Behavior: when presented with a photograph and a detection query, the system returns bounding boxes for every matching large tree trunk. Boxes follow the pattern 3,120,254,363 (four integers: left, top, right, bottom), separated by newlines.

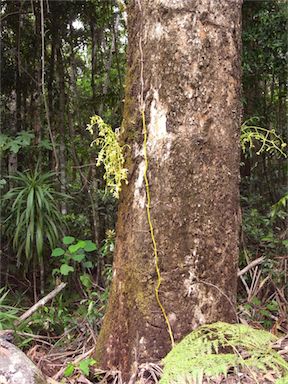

96,0,242,378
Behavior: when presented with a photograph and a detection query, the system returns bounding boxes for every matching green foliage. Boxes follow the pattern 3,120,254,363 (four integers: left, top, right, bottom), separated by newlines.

64,358,96,378
243,1,287,79
51,237,97,277
0,288,19,329
241,119,287,158
21,298,74,337
100,229,115,259
61,213,91,239
87,115,128,198
160,322,288,384
0,131,52,154
241,0,287,234
0,131,35,154
2,169,64,271
242,207,274,248
78,358,96,376
276,376,288,384
271,192,288,221
64,363,75,377
0,179,7,189
241,193,287,255
241,298,280,329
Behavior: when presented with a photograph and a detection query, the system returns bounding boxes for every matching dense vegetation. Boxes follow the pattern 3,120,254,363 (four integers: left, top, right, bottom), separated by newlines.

0,0,287,382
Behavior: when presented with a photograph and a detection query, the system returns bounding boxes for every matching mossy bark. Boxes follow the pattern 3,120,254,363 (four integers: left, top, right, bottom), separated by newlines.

95,0,242,379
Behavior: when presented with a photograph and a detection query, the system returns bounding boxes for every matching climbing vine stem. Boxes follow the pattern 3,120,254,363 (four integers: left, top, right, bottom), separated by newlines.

137,1,174,347
141,109,175,348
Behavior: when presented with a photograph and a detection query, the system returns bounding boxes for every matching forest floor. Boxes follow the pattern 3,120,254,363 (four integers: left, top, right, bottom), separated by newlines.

27,326,288,384
18,255,288,384
26,282,287,383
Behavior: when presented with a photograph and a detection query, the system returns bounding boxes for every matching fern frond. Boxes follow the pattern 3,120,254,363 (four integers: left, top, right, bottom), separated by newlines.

160,322,288,384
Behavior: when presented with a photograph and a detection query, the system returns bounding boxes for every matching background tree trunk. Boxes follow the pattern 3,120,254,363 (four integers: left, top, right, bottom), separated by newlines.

56,44,67,215
97,0,242,377
8,91,18,178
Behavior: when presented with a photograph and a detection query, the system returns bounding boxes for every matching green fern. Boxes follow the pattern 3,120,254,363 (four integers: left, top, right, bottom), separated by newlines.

160,322,288,384
240,119,287,158
276,375,288,384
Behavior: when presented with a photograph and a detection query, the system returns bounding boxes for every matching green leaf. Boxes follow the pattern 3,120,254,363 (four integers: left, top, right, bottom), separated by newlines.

64,363,75,377
282,239,288,247
60,264,74,276
84,240,97,252
0,134,9,149
266,301,278,312
87,301,94,316
83,261,93,269
78,358,96,376
38,139,53,150
8,142,20,153
259,309,271,318
68,240,86,254
71,253,85,262
80,273,93,289
51,248,65,257
261,236,274,242
68,244,78,254
16,131,34,146
251,297,261,306
63,236,75,245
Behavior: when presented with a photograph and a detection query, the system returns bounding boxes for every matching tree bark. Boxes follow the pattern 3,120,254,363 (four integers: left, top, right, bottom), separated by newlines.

96,0,242,378
33,2,42,148
8,1,21,178
98,13,120,116
56,43,67,214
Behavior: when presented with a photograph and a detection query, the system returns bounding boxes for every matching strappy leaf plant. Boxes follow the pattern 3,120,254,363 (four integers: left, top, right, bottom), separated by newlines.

2,169,65,295
0,288,19,329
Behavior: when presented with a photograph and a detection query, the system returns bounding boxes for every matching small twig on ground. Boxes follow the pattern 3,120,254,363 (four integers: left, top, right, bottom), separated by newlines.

85,320,97,345
46,378,62,384
15,282,67,325
238,256,265,277
17,331,62,340
53,346,95,380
